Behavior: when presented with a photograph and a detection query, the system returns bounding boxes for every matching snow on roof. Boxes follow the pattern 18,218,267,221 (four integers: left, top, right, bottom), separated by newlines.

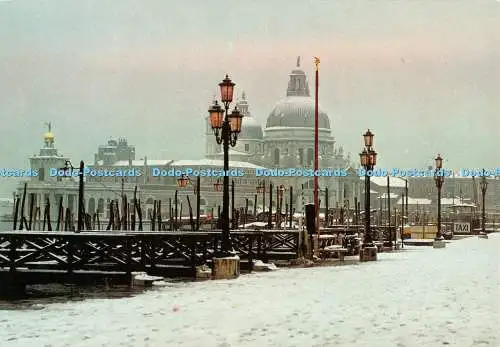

98,160,174,167
445,202,477,208
441,198,476,206
170,159,266,169
378,193,400,199
360,176,407,188
99,158,265,169
396,197,432,205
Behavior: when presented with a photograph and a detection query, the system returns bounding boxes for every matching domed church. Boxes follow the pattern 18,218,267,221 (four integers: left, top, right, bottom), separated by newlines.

205,57,361,207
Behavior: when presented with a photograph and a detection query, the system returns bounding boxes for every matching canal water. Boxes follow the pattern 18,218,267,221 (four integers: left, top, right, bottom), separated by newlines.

1,235,499,347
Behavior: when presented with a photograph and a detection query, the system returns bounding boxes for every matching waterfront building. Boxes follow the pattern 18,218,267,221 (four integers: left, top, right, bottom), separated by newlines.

16,58,364,222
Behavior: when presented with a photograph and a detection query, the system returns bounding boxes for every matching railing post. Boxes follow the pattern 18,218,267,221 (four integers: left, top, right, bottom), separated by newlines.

248,235,253,273
149,237,155,269
126,237,132,276
190,238,196,272
67,237,74,276
9,235,17,273
140,237,146,269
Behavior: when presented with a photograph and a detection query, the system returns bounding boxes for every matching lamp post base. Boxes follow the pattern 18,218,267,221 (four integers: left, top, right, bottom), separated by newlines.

433,238,446,249
212,256,240,280
359,246,377,262
478,233,488,239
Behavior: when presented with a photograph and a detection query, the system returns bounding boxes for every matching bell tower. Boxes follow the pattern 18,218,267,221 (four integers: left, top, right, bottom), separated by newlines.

29,122,68,181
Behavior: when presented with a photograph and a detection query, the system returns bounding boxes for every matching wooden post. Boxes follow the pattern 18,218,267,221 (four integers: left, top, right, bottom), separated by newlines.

253,194,257,216
244,198,249,227
158,200,163,231
174,190,178,231
28,193,35,230
45,196,52,231
106,201,114,231
151,200,156,231
114,199,121,230
13,194,20,230
179,202,183,229
325,187,329,227
136,198,143,231
77,161,85,232
169,198,173,231
187,196,194,231
289,186,293,229
196,176,201,231
132,186,137,231
387,176,391,246
122,194,128,230
231,180,235,228
19,183,27,230
56,196,63,231
268,182,273,229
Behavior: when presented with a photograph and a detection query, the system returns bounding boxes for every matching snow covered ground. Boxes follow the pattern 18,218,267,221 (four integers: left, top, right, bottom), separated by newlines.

1,234,499,347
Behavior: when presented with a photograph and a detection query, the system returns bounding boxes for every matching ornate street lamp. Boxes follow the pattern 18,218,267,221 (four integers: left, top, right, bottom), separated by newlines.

480,172,488,236
177,174,190,188
208,75,243,255
359,129,377,260
433,153,445,247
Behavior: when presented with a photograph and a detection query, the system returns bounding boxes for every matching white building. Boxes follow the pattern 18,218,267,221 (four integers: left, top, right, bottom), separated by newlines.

17,58,362,222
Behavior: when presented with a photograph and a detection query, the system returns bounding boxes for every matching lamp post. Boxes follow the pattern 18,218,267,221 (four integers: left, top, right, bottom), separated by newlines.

359,130,377,247
433,154,446,248
208,75,243,255
480,173,488,238
359,129,378,261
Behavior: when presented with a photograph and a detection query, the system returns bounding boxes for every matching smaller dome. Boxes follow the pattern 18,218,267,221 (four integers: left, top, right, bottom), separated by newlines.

236,91,263,139
44,132,54,140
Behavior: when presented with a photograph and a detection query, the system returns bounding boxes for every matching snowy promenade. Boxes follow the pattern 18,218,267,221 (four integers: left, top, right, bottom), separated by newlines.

1,234,499,347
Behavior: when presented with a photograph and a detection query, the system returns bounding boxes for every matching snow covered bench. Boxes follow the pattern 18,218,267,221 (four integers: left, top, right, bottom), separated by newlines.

319,245,348,261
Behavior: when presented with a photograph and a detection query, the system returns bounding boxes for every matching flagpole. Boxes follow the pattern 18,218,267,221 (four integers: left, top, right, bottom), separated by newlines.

313,57,320,251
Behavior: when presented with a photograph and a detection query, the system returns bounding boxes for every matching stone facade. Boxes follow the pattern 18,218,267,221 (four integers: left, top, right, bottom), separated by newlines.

17,58,366,222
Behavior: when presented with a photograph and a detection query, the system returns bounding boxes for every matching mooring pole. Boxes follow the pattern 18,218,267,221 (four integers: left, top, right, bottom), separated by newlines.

77,161,84,232
196,176,201,230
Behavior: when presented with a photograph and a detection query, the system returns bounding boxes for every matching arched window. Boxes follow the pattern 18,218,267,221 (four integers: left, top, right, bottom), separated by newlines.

88,198,96,214
274,148,280,165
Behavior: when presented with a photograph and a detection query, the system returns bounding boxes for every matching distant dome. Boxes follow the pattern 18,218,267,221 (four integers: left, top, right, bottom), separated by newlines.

236,91,263,139
266,96,330,129
265,57,331,129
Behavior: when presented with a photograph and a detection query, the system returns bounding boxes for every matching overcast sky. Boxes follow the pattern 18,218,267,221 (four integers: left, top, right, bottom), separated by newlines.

0,0,499,195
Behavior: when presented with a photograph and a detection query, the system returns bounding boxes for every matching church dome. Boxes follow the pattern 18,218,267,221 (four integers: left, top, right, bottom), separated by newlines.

236,92,263,139
266,96,330,129
265,57,331,130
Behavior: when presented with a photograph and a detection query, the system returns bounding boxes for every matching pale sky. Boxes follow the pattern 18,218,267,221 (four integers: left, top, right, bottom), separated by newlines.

0,0,499,195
